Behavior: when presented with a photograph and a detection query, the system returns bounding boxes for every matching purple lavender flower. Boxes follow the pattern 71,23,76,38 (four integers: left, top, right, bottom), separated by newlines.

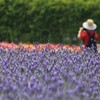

0,46,100,100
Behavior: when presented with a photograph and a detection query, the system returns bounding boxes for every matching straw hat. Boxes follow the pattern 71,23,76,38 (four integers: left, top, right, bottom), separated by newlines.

82,19,97,30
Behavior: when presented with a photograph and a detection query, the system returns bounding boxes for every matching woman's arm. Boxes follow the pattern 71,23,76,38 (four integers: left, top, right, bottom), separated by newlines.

77,27,83,39
95,32,100,41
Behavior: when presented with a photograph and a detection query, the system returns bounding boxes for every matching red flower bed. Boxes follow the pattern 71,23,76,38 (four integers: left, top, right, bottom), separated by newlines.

0,42,81,51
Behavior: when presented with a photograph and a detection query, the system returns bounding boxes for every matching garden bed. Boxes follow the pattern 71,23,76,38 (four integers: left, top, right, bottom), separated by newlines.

0,42,81,51
0,42,100,100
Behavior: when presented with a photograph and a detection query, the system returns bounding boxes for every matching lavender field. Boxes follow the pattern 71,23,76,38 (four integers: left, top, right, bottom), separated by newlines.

0,46,100,100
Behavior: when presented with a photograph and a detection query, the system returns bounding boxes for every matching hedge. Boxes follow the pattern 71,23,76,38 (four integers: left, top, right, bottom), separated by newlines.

0,0,100,44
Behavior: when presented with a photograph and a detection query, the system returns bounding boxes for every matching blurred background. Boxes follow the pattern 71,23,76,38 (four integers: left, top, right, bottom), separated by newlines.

0,0,100,45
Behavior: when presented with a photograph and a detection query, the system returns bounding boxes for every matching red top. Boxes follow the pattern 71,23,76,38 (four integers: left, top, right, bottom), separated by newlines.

80,30,99,47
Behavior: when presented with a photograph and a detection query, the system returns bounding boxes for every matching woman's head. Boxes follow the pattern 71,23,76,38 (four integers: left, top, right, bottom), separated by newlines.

82,19,97,30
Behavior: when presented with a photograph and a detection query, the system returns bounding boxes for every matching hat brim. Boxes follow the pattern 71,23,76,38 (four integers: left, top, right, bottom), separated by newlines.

83,22,97,30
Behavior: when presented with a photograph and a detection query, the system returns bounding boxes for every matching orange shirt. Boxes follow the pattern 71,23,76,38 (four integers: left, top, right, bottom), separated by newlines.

80,30,99,47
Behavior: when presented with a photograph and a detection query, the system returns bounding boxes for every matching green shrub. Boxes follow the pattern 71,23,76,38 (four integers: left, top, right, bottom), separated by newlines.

0,0,100,44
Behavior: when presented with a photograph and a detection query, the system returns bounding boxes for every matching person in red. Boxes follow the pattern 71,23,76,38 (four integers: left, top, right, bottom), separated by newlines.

77,19,99,51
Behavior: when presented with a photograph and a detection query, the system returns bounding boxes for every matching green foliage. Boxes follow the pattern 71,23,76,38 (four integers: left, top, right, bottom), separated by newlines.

0,0,100,44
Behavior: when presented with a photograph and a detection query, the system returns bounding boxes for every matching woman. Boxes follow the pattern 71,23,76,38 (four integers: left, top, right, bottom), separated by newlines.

77,19,99,51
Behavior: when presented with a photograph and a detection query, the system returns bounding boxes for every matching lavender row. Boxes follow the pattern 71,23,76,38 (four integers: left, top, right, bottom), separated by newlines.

0,47,100,100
